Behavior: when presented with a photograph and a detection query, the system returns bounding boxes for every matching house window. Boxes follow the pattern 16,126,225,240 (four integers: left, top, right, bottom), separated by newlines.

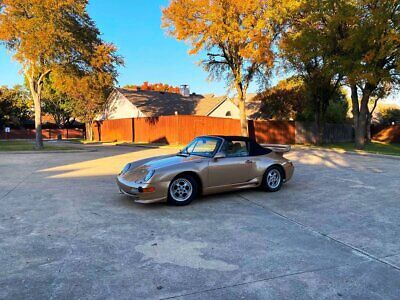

225,111,232,117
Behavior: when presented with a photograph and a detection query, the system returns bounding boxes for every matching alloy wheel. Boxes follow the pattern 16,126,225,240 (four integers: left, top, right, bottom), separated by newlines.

267,169,281,189
169,178,193,202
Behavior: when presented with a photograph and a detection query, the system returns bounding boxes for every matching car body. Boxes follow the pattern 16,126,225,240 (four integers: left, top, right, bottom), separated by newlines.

117,135,294,205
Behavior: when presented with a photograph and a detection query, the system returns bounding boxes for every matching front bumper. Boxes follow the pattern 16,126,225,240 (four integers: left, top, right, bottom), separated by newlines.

116,176,168,204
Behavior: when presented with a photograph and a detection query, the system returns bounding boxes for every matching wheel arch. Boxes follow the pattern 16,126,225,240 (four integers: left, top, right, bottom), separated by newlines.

267,164,286,180
172,171,203,195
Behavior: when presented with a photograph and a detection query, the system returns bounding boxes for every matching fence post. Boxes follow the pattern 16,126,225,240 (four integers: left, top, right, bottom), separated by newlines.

97,121,101,142
132,118,135,143
176,115,181,144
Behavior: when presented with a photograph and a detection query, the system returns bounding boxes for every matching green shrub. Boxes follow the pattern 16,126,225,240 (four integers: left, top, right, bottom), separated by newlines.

379,108,400,125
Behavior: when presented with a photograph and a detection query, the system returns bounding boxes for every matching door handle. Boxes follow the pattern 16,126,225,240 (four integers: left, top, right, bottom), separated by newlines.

245,160,253,164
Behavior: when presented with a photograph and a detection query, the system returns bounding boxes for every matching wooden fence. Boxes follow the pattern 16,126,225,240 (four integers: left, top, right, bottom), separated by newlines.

0,128,84,140
295,122,354,144
249,120,296,144
92,115,296,145
93,118,134,142
134,116,243,144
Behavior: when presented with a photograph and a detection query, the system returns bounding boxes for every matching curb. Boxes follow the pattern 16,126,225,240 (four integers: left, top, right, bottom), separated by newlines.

116,143,182,150
116,144,159,149
0,149,97,154
293,146,400,160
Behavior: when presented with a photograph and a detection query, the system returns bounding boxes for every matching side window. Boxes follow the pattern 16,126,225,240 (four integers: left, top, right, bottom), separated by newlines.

224,141,249,157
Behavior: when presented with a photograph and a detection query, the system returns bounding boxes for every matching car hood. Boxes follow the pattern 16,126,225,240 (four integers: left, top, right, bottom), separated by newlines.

121,154,205,182
143,154,205,169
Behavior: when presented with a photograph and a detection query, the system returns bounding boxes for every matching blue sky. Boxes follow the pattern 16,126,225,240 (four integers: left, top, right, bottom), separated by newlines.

0,0,398,103
0,0,241,96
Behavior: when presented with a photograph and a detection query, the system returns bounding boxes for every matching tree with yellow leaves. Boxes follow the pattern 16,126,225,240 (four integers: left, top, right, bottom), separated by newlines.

52,43,122,141
0,0,122,148
342,0,400,149
163,0,294,136
279,0,354,144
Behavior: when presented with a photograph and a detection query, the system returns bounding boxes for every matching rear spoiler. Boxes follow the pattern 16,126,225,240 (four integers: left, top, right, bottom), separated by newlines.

261,144,291,157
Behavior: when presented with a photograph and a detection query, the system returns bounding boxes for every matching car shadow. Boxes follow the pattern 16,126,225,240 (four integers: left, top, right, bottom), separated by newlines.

114,190,245,210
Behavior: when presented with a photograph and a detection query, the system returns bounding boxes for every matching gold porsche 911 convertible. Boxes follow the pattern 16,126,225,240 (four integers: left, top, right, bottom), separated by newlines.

117,135,294,206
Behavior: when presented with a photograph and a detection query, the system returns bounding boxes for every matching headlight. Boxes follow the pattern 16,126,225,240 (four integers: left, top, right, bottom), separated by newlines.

120,163,131,175
143,170,155,182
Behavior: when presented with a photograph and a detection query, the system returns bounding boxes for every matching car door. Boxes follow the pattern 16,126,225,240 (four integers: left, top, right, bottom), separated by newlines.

207,140,253,187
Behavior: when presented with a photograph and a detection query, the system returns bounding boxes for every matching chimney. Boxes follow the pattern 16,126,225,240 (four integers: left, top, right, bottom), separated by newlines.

180,84,190,97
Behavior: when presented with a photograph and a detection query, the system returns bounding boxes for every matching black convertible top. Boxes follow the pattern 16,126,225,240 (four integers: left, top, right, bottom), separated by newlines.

207,135,272,156
212,135,250,141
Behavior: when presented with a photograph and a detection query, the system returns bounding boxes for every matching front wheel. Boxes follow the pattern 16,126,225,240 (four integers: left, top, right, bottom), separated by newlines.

167,175,198,206
262,166,284,192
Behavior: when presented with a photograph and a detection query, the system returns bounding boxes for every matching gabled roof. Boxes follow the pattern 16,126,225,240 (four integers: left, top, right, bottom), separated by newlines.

115,88,227,117
231,93,265,120
194,94,227,116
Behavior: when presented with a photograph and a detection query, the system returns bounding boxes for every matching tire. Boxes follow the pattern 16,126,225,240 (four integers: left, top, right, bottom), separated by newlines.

167,174,198,206
262,166,284,192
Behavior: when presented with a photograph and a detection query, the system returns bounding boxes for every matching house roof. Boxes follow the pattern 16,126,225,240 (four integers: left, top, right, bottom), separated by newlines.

231,93,265,120
194,94,228,115
115,88,227,117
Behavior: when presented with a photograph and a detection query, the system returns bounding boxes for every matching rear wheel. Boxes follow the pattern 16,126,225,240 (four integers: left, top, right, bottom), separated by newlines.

262,166,283,192
168,175,198,206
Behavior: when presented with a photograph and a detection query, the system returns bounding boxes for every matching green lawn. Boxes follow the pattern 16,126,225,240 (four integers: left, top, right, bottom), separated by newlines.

116,142,183,148
70,140,183,149
0,140,77,152
321,141,400,157
67,139,101,144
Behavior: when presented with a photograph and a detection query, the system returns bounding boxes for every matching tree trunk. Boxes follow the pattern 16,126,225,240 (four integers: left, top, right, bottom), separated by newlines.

235,84,248,137
352,84,371,150
366,98,379,144
351,84,361,149
87,121,94,141
26,70,50,150
33,94,44,149
238,98,248,137
54,113,62,129
27,81,44,150
355,111,367,149
366,114,372,144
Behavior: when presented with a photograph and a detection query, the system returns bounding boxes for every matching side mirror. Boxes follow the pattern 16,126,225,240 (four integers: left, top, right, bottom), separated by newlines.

214,152,226,160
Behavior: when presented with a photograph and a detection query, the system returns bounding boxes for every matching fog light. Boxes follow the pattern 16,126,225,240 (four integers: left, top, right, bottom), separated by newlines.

142,187,156,193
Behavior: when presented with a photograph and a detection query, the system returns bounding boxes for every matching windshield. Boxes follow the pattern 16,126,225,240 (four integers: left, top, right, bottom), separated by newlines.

181,137,222,158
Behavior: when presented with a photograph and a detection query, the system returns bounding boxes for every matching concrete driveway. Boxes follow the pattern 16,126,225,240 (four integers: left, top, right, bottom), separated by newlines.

0,145,399,299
